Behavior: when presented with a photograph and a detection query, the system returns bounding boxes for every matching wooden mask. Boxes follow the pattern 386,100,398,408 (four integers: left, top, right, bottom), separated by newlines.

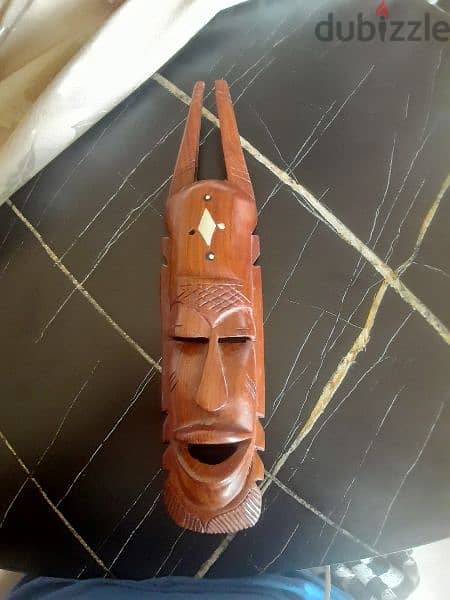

161,81,265,533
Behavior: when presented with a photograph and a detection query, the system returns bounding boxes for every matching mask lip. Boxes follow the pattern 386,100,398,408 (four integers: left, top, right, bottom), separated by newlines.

174,424,252,444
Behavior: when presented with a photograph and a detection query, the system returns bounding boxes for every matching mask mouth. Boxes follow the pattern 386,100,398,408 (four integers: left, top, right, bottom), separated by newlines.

187,442,240,465
177,440,252,482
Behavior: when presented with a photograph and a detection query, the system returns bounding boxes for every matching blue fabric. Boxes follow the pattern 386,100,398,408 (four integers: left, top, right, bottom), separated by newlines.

8,574,352,600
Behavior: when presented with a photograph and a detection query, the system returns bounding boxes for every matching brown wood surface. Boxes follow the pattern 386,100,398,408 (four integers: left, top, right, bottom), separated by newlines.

161,80,265,533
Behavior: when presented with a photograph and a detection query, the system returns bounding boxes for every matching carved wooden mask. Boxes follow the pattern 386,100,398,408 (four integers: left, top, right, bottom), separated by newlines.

161,81,265,533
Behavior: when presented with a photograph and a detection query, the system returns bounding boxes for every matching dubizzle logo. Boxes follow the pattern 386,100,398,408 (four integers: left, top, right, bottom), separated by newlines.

315,1,450,42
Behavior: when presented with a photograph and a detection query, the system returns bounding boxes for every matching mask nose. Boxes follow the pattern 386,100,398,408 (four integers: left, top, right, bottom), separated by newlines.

195,338,228,412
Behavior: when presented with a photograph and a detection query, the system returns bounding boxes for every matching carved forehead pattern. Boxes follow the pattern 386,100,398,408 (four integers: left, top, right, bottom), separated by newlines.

175,283,250,316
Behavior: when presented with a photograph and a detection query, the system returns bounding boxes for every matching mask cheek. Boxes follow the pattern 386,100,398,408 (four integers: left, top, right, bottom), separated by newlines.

220,341,254,392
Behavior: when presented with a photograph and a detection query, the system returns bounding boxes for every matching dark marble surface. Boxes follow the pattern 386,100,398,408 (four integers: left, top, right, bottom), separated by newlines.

1,0,449,579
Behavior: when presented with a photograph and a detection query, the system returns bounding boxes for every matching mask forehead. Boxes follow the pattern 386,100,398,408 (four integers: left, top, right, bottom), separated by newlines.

177,281,250,310
176,280,252,318
171,280,254,330
166,180,257,284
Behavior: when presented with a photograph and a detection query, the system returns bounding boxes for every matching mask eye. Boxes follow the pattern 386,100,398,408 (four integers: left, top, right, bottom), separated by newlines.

172,336,208,344
218,336,251,344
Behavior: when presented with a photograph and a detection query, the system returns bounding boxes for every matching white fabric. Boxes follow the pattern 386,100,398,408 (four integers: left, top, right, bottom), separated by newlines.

0,0,245,205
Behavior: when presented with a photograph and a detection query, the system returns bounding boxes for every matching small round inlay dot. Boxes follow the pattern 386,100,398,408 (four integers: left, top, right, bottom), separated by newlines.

204,194,212,201
206,252,215,261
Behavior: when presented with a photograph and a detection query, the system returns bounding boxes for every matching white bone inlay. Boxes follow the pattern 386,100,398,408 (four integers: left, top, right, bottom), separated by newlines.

198,208,217,246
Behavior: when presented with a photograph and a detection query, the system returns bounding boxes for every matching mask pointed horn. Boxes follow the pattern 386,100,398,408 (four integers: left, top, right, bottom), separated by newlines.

215,79,255,200
168,81,205,198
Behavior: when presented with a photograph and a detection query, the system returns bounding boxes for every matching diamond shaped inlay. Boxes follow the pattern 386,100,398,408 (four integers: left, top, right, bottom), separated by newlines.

197,208,217,246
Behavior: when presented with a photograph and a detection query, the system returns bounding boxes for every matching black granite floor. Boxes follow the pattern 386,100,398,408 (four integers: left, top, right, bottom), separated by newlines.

0,0,449,580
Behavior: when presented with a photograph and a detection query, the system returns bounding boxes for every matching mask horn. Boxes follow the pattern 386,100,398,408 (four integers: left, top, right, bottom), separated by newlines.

215,79,254,200
168,81,205,198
